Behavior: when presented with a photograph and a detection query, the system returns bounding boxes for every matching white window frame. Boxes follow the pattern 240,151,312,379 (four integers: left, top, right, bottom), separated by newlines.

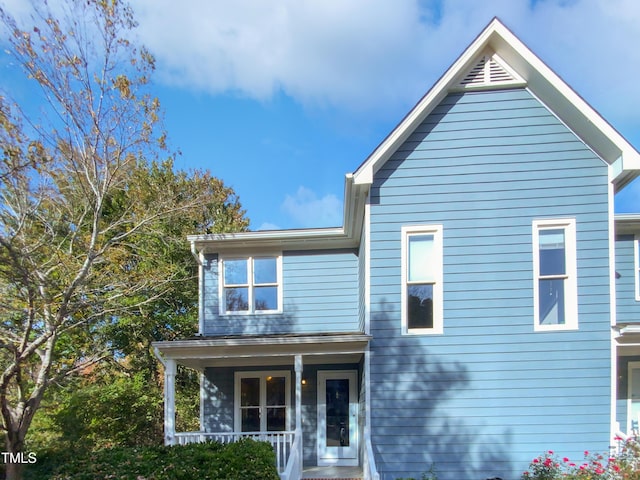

532,218,578,331
218,255,283,315
634,235,640,301
234,370,291,432
401,225,444,335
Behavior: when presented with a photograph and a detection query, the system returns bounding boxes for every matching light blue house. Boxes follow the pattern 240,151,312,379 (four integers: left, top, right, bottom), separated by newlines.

153,19,640,480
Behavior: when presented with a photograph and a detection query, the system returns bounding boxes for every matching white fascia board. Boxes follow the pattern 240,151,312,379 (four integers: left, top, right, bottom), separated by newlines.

352,18,640,188
486,22,640,184
352,20,498,186
615,214,640,235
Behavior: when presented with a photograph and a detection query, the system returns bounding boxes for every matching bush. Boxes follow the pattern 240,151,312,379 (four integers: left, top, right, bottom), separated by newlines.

24,439,280,480
522,438,640,479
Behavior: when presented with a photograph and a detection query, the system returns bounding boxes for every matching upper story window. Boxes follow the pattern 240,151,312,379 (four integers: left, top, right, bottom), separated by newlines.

532,219,578,331
401,225,444,335
219,255,282,314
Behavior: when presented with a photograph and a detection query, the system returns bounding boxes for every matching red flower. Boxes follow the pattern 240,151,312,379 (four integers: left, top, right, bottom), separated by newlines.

544,458,553,467
532,458,539,464
563,457,570,462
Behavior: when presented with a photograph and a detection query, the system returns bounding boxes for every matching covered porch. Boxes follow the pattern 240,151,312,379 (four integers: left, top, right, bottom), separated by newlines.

153,333,379,480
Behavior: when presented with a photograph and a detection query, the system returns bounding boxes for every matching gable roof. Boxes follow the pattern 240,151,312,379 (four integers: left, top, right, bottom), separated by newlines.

190,18,640,253
352,17,640,191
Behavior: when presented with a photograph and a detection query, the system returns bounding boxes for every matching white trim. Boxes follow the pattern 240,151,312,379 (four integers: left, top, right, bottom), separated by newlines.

401,224,444,335
628,361,640,433
218,254,283,315
634,235,640,302
233,370,292,433
317,370,359,467
352,18,640,188
609,171,618,440
364,195,371,335
532,218,578,331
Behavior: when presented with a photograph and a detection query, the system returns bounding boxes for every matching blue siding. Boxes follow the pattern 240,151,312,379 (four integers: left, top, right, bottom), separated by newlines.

202,249,359,335
368,89,612,480
616,234,640,323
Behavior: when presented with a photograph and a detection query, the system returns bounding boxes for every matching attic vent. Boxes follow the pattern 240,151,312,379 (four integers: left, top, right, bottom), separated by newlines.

455,53,525,90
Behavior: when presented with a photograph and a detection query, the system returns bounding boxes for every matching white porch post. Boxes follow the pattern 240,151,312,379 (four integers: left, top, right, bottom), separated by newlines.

164,358,176,445
294,355,303,477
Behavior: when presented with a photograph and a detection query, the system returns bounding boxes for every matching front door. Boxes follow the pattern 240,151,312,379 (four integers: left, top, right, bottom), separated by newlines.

317,370,358,466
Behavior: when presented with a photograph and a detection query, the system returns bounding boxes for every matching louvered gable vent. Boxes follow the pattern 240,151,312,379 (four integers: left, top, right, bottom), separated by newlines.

454,52,525,91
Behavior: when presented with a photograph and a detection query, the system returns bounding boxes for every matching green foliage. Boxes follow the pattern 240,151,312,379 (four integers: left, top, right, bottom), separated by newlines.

522,439,640,479
396,464,438,480
51,372,163,449
24,439,280,480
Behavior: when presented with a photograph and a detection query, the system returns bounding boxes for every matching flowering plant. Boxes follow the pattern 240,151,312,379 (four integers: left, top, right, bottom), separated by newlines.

522,438,640,480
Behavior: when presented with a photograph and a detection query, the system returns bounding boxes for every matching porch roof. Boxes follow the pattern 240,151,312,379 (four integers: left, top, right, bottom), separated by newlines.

152,332,371,370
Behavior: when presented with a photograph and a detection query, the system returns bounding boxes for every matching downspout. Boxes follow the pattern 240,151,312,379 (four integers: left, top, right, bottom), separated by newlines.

191,242,205,336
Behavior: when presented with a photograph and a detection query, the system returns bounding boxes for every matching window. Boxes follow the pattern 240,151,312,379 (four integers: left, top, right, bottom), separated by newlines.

401,225,443,334
234,371,291,432
532,219,577,331
220,256,281,314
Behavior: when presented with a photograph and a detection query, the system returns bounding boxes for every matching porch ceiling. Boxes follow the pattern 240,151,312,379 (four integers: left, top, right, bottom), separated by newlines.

152,332,371,370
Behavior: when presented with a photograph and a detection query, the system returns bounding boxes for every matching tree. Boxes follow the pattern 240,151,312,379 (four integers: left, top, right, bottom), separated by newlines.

0,2,248,478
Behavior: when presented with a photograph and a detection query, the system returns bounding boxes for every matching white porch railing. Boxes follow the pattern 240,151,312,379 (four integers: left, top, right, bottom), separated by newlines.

363,431,380,480
281,430,302,480
175,430,295,475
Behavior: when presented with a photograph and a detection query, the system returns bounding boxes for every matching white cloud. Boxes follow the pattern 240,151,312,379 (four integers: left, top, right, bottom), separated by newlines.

281,186,342,228
128,0,640,130
256,222,281,231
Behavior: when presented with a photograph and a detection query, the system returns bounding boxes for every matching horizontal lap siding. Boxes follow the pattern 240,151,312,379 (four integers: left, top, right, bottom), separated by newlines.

202,250,359,335
368,89,611,480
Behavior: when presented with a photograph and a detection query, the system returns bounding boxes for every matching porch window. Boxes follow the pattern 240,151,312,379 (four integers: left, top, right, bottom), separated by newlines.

401,225,444,335
532,219,577,331
220,256,281,314
235,371,291,432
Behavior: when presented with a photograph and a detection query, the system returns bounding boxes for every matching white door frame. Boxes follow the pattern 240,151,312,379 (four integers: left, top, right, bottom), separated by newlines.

317,370,359,466
628,361,640,433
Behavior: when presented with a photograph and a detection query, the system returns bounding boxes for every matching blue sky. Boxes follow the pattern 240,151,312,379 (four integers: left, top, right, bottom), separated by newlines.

3,0,640,230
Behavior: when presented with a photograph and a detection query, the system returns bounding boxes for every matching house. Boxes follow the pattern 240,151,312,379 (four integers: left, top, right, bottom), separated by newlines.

152,18,640,480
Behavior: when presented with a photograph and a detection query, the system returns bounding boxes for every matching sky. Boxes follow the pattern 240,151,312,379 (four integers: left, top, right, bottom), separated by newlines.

2,0,640,231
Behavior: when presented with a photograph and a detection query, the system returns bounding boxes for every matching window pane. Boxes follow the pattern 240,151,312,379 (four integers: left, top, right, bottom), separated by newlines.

224,259,248,285
225,287,248,311
254,286,278,311
407,284,433,329
539,229,565,276
241,408,260,432
408,235,435,283
326,379,349,447
266,407,286,431
266,376,286,406
254,258,277,284
539,278,565,325
241,377,260,406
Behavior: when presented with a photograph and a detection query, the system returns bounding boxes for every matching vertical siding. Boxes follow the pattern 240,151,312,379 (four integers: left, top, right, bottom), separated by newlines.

202,249,359,335
368,89,612,480
616,234,640,323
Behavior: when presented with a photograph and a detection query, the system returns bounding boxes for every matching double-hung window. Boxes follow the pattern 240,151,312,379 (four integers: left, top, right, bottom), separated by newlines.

220,256,281,314
532,219,577,331
401,225,444,335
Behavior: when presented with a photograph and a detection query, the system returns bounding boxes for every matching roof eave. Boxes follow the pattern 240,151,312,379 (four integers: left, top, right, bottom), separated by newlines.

352,17,640,188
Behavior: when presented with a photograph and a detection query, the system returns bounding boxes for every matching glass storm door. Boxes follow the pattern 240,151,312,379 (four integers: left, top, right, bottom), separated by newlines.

317,371,358,466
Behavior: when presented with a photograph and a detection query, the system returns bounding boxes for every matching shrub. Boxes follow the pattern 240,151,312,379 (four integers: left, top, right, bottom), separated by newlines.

24,439,280,480
522,438,640,480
